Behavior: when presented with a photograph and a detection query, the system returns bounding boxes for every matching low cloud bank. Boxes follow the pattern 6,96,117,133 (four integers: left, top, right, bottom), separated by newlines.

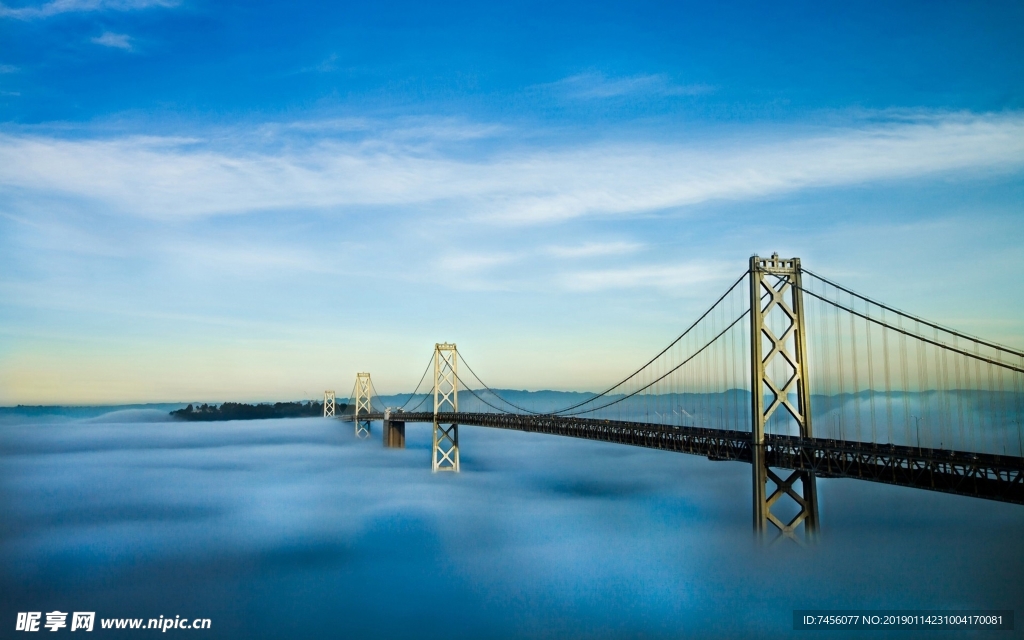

1,415,1021,638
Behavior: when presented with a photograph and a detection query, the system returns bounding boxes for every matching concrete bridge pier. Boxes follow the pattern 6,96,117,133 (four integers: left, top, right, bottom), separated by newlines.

383,409,405,448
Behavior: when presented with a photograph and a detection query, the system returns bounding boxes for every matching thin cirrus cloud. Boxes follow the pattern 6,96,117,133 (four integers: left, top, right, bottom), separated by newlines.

91,31,132,49
542,72,714,99
0,0,176,19
266,116,506,141
0,111,1022,224
559,262,728,292
544,242,644,259
438,253,519,272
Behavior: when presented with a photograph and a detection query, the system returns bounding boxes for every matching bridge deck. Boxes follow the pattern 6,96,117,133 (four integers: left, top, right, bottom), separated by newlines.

350,411,1024,505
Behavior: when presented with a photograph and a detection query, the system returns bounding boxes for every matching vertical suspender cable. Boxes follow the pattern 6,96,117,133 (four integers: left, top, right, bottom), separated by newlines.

915,319,929,448
985,360,996,454
898,314,911,447
975,357,987,453
849,289,863,442
881,308,894,445
834,283,847,441
1011,362,1019,456
822,292,836,440
865,302,877,445
952,337,965,451
937,327,950,449
969,343,981,454
996,358,1008,455
814,283,831,439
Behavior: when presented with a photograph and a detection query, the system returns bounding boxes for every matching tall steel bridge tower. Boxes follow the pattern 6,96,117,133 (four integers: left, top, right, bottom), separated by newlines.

749,254,818,540
323,390,335,417
353,372,373,439
432,343,460,472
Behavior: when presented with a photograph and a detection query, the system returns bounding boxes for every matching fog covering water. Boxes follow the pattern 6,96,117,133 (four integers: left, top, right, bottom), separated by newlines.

1,408,1022,639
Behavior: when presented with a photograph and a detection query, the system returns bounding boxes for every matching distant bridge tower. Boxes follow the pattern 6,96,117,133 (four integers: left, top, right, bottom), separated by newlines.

354,372,373,439
323,390,335,417
749,254,819,541
432,343,459,472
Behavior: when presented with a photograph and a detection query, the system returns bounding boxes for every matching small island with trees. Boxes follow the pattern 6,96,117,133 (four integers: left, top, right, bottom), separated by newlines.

170,400,348,421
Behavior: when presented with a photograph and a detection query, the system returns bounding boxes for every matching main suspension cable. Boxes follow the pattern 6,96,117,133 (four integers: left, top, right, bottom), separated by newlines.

549,270,751,415
456,353,547,415
367,379,390,412
561,309,750,417
795,282,1024,374
802,267,1024,359
394,354,436,411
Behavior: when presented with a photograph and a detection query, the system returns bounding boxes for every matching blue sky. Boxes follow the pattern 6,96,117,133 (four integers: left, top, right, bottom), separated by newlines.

1,0,1023,403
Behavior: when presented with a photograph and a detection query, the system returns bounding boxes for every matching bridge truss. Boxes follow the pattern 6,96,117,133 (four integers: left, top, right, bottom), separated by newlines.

360,411,1023,505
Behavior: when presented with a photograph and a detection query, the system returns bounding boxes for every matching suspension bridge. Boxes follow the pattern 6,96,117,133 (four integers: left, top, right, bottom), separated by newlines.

326,254,1024,542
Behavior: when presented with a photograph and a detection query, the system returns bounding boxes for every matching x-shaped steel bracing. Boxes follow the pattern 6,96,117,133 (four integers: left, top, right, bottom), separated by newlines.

433,423,459,469
323,390,335,418
760,281,805,425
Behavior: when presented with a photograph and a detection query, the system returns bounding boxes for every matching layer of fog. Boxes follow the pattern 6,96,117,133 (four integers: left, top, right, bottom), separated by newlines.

1,415,1021,638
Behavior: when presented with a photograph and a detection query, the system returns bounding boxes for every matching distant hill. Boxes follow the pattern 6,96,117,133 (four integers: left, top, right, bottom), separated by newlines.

0,403,189,423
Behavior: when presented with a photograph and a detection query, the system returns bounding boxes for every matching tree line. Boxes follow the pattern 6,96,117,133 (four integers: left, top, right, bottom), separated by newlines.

170,400,349,421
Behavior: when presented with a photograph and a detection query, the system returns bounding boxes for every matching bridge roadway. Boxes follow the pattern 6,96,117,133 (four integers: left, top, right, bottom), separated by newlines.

354,411,1024,505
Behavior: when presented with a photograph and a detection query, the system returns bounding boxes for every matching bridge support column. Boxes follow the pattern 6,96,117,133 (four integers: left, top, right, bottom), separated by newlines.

354,372,373,439
750,254,819,542
323,390,335,417
383,408,406,448
432,343,459,472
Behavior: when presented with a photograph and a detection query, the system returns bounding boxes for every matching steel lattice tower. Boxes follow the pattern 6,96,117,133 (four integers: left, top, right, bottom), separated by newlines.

749,254,819,542
432,343,459,472
323,390,335,417
354,373,373,439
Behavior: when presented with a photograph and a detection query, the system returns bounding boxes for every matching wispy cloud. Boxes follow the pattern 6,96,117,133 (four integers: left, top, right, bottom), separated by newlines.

0,0,175,19
314,53,337,73
91,31,132,50
544,242,643,259
558,262,726,292
0,64,18,73
411,252,520,291
255,116,507,147
543,72,713,99
0,111,1022,224
160,242,341,277
436,252,519,273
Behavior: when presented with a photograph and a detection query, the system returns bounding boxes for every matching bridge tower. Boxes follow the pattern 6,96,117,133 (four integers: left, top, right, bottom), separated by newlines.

323,390,335,417
432,343,459,472
749,254,819,541
354,372,373,439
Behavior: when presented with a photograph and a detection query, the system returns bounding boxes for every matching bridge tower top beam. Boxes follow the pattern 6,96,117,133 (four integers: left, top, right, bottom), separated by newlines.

749,254,813,441
355,372,373,417
434,343,458,414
